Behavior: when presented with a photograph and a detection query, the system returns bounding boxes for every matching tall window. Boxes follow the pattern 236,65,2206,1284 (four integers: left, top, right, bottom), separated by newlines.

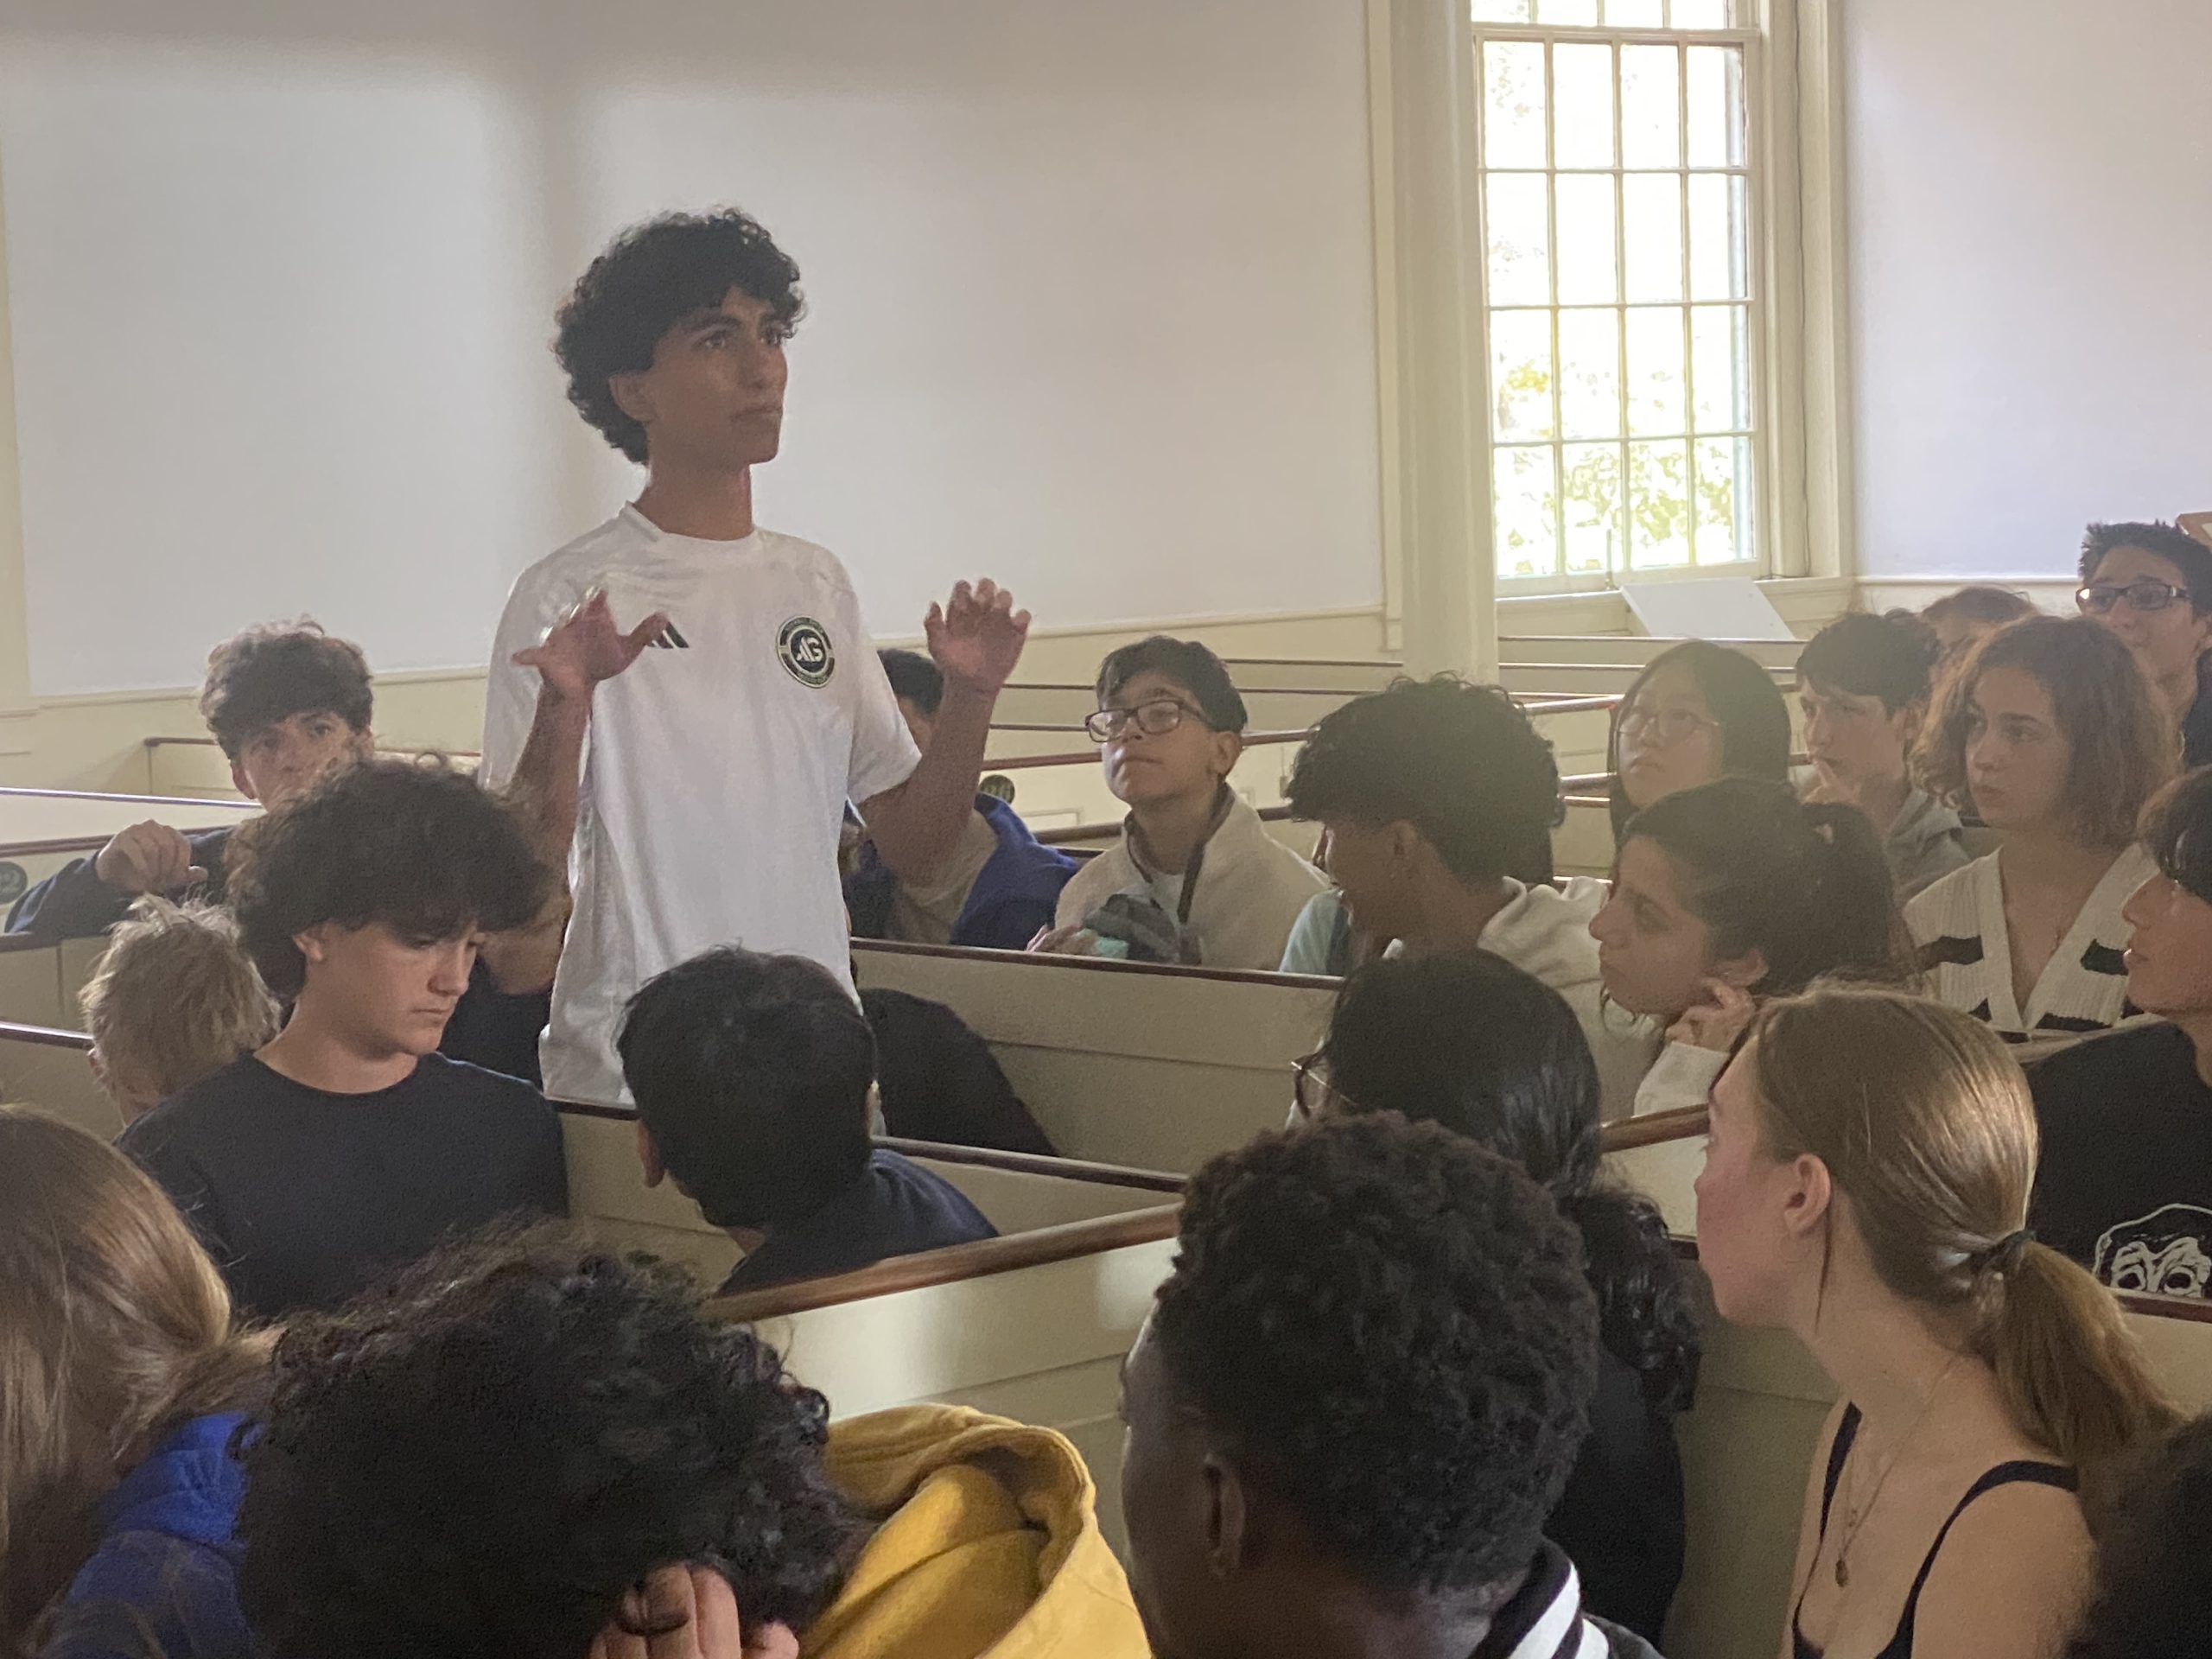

1475,0,1764,589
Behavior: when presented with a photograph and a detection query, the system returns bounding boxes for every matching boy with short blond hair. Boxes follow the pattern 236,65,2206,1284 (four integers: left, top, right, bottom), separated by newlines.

79,898,282,1124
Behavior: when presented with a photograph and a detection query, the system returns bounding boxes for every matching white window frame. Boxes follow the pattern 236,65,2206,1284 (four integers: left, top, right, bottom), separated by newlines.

1370,0,1853,649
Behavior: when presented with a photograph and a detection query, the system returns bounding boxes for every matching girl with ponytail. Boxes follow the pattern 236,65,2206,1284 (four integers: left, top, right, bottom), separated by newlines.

1302,949,1699,1644
1699,986,2174,1659
1588,776,1916,1115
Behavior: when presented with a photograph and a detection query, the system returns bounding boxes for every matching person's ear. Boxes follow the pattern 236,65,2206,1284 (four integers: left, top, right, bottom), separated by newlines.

1383,820,1429,876
1713,947,1769,993
292,923,332,967
1779,1152,1835,1242
609,369,656,430
1202,1450,1251,1580
1208,728,1244,782
635,1122,666,1188
231,760,258,802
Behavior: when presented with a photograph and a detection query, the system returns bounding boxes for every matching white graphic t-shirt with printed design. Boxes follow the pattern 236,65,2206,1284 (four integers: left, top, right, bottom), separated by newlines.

482,507,920,1104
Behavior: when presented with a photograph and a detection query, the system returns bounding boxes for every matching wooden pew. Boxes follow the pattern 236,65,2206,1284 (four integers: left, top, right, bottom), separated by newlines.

850,941,1336,1173
0,1019,116,1137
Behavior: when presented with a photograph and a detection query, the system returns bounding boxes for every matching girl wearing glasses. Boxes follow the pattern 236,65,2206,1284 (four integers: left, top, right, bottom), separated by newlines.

1295,950,1699,1644
1607,640,1793,842
1038,637,1325,971
2075,519,2212,766
1909,616,2173,1052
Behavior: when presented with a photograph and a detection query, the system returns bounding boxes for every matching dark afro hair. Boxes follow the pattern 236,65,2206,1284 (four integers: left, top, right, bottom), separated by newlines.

1153,1113,1599,1601
235,1226,861,1659
226,756,551,998
2067,1413,2212,1659
198,620,373,759
1287,677,1563,887
556,210,805,464
879,649,944,717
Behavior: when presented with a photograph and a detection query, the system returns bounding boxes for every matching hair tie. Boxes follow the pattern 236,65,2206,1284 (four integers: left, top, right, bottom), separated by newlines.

1982,1227,2036,1276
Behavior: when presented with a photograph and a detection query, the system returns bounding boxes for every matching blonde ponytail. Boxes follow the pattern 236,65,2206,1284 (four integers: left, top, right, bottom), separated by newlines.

1751,988,2174,1467
1977,1240,2175,1468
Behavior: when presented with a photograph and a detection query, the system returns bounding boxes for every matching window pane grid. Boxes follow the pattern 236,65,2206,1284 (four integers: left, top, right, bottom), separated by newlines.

1477,22,1761,584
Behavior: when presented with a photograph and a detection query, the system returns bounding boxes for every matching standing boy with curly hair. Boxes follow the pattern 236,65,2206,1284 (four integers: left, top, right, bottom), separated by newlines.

1117,1113,1657,1657
120,759,566,1319
485,210,1032,1104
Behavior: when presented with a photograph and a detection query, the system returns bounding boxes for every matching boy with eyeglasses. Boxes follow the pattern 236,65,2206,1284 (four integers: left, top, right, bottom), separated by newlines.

1033,637,1325,970
2076,519,2212,766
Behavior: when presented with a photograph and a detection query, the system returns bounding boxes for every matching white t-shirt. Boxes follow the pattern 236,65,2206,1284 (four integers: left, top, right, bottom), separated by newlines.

482,507,920,1103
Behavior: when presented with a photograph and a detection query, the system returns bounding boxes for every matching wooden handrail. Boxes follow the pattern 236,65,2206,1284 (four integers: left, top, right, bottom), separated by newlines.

0,784,259,811
0,1020,92,1051
709,1202,1182,1322
1601,1104,1708,1153
143,736,486,763
852,935,1340,989
988,729,1313,772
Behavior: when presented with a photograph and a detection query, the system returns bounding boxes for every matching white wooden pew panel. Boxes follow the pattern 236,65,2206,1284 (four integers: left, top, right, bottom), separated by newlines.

851,944,1335,1173
0,1021,117,1138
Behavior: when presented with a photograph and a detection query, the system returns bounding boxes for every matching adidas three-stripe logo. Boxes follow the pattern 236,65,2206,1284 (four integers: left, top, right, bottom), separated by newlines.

646,620,691,650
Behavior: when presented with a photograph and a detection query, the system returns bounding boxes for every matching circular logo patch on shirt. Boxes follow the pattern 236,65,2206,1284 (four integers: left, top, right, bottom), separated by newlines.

778,616,836,688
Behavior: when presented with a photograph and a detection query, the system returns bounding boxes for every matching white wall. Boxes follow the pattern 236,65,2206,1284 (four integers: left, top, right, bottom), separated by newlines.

1845,0,2212,583
0,0,1382,698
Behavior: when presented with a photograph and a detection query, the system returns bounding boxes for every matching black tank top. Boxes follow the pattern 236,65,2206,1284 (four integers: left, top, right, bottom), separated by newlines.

1791,1403,2076,1659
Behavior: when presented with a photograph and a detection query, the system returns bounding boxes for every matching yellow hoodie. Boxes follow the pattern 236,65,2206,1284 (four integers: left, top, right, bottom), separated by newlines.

805,1405,1151,1659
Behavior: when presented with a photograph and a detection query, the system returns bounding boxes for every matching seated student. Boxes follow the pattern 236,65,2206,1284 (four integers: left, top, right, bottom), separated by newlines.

1702,987,2174,1659
1,1107,268,1659
2075,518,2212,766
2030,766,2212,1295
1918,585,2037,667
1608,639,1792,841
3,619,564,1086
845,648,1077,950
1909,616,2173,1048
119,759,567,1319
79,899,281,1126
862,986,1058,1155
1118,1113,1657,1657
1591,776,1911,1113
8,622,374,934
1286,677,1655,1117
619,947,997,1295
1798,611,1969,898
1039,637,1325,969
2062,1412,2212,1659
236,1229,1149,1659
1300,950,1700,1643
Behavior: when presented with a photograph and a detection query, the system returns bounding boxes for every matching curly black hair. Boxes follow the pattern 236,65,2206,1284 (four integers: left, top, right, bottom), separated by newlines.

556,210,805,464
2067,1413,2212,1659
1153,1114,1599,1600
198,620,373,759
1287,677,1562,887
235,1226,861,1659
1324,950,1700,1414
226,757,552,998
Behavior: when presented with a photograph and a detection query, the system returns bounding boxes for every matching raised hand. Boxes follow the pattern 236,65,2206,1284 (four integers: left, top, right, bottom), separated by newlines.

514,590,671,704
94,821,207,897
925,579,1030,698
586,1566,798,1659
1667,977,1758,1054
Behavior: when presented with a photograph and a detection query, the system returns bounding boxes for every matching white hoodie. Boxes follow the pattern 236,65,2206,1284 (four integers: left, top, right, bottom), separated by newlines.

1469,878,1662,1122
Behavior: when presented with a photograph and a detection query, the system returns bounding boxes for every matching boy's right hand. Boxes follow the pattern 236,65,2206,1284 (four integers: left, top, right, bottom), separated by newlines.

588,1566,798,1659
93,822,207,896
516,590,671,705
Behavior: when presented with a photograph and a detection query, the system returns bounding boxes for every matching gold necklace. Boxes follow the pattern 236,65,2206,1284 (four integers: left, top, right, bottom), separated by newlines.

1833,1355,1963,1590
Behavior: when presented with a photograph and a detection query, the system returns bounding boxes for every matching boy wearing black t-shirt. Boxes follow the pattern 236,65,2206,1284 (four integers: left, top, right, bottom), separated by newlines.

121,760,568,1319
2030,766,2212,1298
619,947,995,1295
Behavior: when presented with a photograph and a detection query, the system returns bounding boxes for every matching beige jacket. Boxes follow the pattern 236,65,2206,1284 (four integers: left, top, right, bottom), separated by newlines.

1054,795,1327,972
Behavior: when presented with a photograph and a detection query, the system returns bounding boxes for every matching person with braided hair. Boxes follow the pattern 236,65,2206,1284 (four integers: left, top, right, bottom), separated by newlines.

1698,987,2175,1659
1589,777,1917,1116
